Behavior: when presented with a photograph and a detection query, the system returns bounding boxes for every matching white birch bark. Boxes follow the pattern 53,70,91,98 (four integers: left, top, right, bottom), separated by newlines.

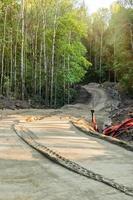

99,32,103,83
39,42,42,96
114,32,117,83
10,29,13,93
21,0,25,100
42,2,48,105
50,1,58,106
1,8,7,94
67,32,71,104
63,54,66,104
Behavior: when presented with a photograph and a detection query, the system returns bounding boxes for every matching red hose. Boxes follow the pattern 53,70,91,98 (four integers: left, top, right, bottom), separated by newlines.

103,118,133,137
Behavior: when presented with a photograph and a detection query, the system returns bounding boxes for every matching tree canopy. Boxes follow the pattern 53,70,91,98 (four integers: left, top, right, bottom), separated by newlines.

85,0,133,94
0,0,132,107
0,0,91,106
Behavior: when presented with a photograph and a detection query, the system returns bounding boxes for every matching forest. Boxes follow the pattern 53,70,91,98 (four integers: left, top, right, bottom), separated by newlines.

0,0,132,107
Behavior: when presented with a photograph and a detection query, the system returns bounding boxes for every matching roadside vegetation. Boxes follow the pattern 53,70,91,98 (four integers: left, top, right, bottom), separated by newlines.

0,0,132,108
83,0,133,96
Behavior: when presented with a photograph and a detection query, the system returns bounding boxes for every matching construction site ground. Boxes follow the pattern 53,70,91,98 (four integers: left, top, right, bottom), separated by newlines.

0,83,133,200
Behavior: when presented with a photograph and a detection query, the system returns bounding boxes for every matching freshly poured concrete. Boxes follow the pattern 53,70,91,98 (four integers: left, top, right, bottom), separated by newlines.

24,116,133,187
0,114,133,200
0,83,132,200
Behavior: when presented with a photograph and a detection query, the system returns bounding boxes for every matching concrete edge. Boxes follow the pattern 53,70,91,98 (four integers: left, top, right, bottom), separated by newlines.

71,122,133,152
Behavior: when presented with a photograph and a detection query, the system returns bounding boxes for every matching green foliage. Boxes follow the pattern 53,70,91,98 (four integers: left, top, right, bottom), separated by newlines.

1,0,132,104
84,2,133,94
0,0,91,106
119,62,133,95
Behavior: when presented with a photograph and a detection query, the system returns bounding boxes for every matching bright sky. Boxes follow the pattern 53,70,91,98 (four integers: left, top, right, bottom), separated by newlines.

84,0,115,13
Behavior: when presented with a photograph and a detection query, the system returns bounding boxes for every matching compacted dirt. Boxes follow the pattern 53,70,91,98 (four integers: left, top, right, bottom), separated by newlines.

0,83,132,200
62,83,119,129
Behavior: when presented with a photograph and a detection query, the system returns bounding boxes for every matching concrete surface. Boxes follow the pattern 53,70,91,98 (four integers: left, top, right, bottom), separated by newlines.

0,83,132,200
0,114,132,200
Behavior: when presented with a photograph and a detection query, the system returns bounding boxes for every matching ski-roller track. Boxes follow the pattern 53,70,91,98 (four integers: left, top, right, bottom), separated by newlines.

14,123,133,197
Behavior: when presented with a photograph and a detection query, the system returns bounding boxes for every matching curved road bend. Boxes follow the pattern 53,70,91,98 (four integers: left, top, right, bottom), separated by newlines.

61,83,118,129
0,114,132,200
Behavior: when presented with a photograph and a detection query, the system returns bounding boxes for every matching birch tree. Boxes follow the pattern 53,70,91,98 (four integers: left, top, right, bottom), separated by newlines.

50,0,59,106
21,0,25,100
1,6,7,94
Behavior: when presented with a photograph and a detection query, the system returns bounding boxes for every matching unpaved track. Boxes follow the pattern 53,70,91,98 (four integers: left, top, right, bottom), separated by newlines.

83,84,108,111
61,83,118,128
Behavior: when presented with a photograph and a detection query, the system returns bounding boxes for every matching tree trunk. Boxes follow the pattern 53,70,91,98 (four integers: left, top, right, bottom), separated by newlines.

63,54,66,104
34,23,39,95
14,20,20,98
24,29,27,82
89,41,92,62
50,3,58,106
67,32,71,105
42,5,48,105
99,32,103,83
39,42,42,97
1,8,7,94
114,33,117,83
14,34,17,97
94,36,97,70
130,24,133,51
10,29,13,93
54,72,57,108
21,0,25,100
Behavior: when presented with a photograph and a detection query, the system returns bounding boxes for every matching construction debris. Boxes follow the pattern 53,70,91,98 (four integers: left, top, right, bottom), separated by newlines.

103,118,133,139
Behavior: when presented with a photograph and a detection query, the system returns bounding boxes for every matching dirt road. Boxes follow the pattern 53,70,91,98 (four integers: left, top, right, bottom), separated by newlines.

62,83,117,128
